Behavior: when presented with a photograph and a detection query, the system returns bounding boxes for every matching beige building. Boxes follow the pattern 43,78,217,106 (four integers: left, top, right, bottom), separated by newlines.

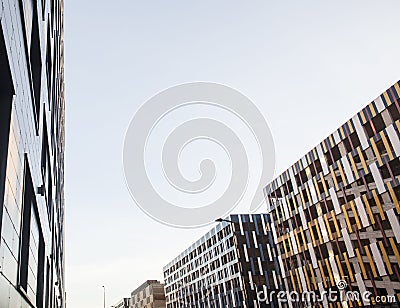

130,280,166,308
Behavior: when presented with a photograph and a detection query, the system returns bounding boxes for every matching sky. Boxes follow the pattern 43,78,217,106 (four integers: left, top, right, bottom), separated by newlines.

64,1,400,307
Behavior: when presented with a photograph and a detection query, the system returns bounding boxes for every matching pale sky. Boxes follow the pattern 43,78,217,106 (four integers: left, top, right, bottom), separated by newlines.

65,1,400,307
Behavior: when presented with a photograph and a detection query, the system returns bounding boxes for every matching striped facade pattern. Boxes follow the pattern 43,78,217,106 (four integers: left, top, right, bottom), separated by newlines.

163,214,281,308
265,81,400,307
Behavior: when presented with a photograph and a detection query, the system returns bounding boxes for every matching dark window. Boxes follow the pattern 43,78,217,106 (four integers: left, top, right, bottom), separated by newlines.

30,0,42,127
0,23,15,236
19,158,45,308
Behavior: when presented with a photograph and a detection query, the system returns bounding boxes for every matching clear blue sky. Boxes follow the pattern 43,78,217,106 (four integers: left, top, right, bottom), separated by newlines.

65,1,400,307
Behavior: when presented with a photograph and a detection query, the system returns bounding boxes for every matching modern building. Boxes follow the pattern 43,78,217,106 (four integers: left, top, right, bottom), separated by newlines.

0,0,65,307
163,214,282,308
130,280,166,308
113,298,130,308
265,81,400,306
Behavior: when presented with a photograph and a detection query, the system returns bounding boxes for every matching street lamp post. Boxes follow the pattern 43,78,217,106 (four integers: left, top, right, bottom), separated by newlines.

102,286,106,308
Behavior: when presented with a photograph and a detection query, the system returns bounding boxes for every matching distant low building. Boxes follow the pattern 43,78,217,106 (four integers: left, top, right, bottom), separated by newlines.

113,298,130,308
130,280,166,308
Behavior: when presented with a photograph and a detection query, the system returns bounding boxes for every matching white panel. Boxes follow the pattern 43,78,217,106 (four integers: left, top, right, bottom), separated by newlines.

258,257,263,275
266,243,273,261
239,215,244,235
387,209,400,243
272,270,278,289
282,197,290,220
370,243,387,276
341,156,355,184
299,206,308,230
289,167,299,194
370,163,385,194
329,187,342,215
243,244,249,262
308,243,318,269
248,272,253,289
374,96,385,113
271,222,278,244
318,282,328,307
316,144,329,175
252,231,258,249
333,130,341,144
301,156,307,169
355,273,368,305
307,180,318,204
278,255,286,278
298,267,308,292
289,231,298,254
260,215,267,235
329,256,341,282
342,228,355,258
387,125,400,156
353,115,369,149
318,216,329,243
355,197,370,228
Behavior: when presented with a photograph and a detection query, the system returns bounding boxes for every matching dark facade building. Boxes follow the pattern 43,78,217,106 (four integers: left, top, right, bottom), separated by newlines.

0,0,65,307
130,280,166,308
265,81,400,306
163,214,281,308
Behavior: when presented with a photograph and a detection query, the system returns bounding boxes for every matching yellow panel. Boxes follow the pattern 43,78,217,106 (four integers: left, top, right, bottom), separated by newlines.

295,268,303,293
308,222,316,246
357,147,368,173
324,214,333,241
331,212,341,237
364,245,377,278
350,201,362,230
321,175,329,195
318,260,328,288
378,241,393,275
290,271,297,292
309,264,317,289
303,265,311,291
325,259,334,284
362,194,375,225
370,139,383,166
343,252,354,282
389,238,400,266
380,132,394,160
305,185,312,205
330,165,339,191
369,103,377,117
383,91,392,107
387,182,400,215
337,161,347,186
300,227,307,249
360,111,367,124
395,83,400,99
313,177,321,200
342,205,353,232
372,190,386,220
339,126,345,140
355,248,368,279
348,154,359,180
335,255,345,279
315,219,323,243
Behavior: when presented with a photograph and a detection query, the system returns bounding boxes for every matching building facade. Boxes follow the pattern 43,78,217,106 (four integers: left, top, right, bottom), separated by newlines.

163,214,281,308
130,280,166,308
0,0,65,307
265,81,400,306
